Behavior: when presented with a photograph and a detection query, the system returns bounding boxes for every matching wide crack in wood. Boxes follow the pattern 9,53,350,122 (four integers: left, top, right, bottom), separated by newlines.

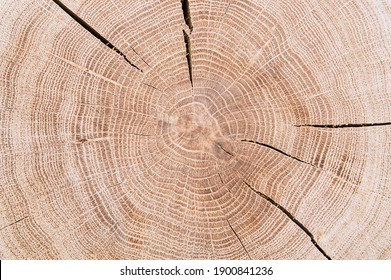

243,181,332,260
181,0,193,33
182,30,193,87
241,139,311,165
0,216,28,231
52,0,143,72
227,219,251,259
294,122,391,128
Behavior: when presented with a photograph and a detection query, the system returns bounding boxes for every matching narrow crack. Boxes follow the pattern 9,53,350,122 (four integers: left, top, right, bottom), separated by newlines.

75,137,110,144
143,83,161,91
75,134,152,144
243,181,331,260
0,216,28,231
216,142,234,157
294,122,391,128
52,0,143,72
227,219,251,259
241,139,311,165
182,30,193,87
218,172,224,184
127,133,154,137
181,0,193,33
224,2,231,17
77,138,88,144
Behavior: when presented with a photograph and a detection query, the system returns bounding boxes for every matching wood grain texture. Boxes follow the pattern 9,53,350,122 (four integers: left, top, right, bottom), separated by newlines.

0,0,390,259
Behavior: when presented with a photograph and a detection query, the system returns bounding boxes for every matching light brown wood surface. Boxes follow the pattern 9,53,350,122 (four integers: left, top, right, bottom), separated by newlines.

0,0,390,259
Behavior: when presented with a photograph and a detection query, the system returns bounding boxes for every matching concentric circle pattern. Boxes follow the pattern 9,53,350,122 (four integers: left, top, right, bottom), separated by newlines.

1,0,391,259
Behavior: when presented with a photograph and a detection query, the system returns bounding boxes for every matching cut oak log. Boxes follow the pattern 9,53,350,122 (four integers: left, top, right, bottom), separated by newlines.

1,0,390,259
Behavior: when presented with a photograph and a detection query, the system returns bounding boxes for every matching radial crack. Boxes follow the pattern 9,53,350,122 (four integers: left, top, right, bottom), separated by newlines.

224,2,231,17
243,181,331,260
0,216,27,231
181,0,193,33
143,83,161,91
75,137,110,144
216,142,234,157
218,172,224,184
241,139,311,165
128,133,154,137
227,219,251,259
182,30,193,87
294,122,391,128
52,0,143,72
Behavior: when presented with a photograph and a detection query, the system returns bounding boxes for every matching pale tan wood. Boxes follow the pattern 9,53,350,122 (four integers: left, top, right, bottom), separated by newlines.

0,0,390,259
